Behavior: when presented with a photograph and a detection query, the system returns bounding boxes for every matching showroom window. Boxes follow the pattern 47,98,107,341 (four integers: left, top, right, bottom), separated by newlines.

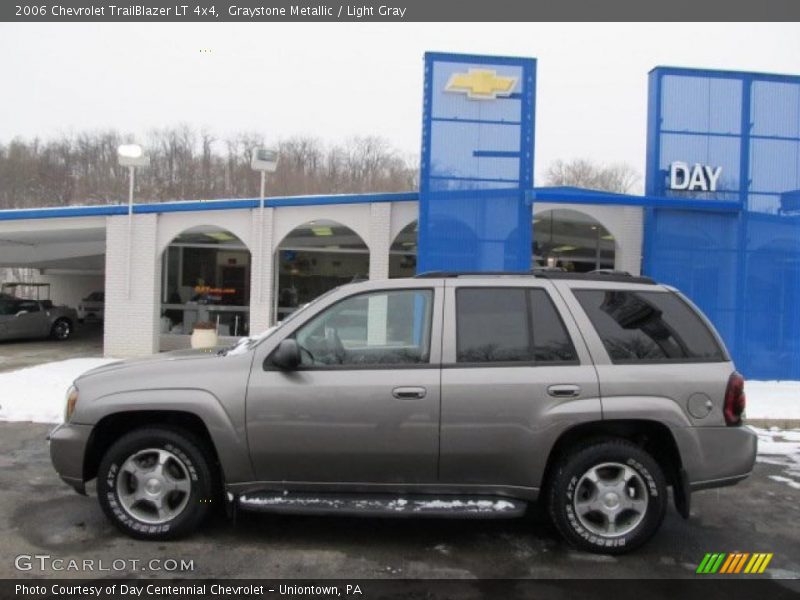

275,220,370,323
160,226,251,339
294,289,433,367
389,220,418,278
533,209,616,272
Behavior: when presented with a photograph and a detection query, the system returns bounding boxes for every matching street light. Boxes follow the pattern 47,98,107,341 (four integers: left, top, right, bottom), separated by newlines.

118,144,150,208
251,147,279,307
117,144,150,298
251,147,279,202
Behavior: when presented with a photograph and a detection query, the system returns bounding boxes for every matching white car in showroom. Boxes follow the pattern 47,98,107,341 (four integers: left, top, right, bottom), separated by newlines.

77,291,104,323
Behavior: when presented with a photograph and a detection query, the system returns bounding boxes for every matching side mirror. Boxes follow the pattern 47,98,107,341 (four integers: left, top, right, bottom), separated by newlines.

15,310,28,317
270,339,301,370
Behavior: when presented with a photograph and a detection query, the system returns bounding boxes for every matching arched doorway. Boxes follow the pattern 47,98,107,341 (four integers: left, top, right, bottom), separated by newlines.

160,225,251,341
532,209,616,272
389,220,417,278
275,219,369,321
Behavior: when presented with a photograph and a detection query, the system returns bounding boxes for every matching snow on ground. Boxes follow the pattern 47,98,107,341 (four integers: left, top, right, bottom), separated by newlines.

752,426,800,491
0,358,117,424
746,380,800,420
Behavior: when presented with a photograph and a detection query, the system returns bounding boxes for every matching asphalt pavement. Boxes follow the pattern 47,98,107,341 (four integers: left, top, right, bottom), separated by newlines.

0,323,103,373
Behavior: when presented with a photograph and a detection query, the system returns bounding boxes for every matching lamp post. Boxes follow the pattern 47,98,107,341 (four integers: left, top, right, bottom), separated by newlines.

117,144,150,299
251,148,279,307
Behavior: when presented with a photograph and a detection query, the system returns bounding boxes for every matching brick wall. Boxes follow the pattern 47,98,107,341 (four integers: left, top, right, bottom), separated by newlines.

104,214,160,357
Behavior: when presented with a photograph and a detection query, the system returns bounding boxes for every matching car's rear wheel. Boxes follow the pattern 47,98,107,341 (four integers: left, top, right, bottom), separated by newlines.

97,427,215,540
547,439,667,554
50,318,72,340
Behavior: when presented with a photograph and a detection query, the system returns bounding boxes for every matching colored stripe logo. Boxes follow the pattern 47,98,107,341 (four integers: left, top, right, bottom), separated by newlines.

696,553,773,574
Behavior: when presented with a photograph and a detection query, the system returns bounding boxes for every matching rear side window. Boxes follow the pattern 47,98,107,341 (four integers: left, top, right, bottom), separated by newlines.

456,288,577,364
574,289,725,363
529,289,578,362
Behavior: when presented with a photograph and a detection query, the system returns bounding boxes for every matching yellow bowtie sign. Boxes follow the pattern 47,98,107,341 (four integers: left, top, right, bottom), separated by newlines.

445,68,518,100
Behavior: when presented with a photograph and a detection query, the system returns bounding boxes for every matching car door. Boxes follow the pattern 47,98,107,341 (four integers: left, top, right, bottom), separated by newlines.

6,300,48,339
246,283,443,485
0,296,17,340
439,280,601,490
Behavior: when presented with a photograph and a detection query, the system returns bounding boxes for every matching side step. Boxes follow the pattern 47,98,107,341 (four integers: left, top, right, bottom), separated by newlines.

237,492,527,519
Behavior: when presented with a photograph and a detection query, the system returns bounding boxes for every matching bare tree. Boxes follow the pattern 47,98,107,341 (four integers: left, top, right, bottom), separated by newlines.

0,128,418,209
544,158,640,194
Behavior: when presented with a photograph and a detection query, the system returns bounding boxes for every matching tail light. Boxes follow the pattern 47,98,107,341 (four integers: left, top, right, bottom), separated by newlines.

724,371,746,426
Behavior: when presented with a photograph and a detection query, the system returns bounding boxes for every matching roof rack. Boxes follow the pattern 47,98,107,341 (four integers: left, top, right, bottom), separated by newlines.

414,269,656,285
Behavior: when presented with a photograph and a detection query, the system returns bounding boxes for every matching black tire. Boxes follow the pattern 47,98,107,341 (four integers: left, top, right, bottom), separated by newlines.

97,427,215,540
50,318,72,341
547,439,667,554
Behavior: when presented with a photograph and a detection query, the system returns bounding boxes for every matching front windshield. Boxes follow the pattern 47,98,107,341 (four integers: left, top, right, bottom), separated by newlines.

277,288,335,328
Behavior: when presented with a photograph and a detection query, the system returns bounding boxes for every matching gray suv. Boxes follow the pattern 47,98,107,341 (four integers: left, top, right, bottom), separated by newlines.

49,271,757,554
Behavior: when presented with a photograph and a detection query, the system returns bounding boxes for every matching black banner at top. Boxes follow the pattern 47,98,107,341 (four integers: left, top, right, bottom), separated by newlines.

3,0,800,22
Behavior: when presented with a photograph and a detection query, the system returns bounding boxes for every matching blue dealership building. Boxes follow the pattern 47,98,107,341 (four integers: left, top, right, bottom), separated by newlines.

417,53,800,381
0,51,799,380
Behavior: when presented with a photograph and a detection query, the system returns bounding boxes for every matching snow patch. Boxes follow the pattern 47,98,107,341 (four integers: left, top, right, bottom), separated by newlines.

745,381,800,420
0,358,118,424
237,495,517,513
768,475,800,490
753,426,800,491
239,495,344,508
411,499,516,512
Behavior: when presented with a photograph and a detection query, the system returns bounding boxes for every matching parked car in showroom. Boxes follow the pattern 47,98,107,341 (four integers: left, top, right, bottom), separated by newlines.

77,291,104,323
0,293,78,341
49,271,756,553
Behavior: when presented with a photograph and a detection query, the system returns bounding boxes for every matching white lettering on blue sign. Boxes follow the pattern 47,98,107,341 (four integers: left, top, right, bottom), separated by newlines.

669,162,723,192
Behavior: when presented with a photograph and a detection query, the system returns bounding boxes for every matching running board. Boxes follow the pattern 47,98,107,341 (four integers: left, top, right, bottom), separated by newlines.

237,492,527,519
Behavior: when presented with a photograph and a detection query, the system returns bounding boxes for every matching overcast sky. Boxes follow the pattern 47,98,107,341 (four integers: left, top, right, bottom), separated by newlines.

1,22,798,188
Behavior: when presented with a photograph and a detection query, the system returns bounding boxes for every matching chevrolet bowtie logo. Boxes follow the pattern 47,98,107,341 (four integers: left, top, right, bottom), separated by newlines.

444,68,518,100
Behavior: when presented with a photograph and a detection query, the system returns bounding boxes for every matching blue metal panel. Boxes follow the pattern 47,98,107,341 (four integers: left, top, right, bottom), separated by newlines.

418,52,536,273
645,67,800,379
530,187,740,212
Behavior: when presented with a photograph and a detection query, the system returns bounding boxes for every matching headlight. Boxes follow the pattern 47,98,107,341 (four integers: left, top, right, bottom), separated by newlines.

64,385,78,422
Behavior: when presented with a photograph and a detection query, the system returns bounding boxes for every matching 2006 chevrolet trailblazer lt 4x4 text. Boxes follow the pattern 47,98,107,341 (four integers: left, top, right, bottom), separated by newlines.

49,271,757,554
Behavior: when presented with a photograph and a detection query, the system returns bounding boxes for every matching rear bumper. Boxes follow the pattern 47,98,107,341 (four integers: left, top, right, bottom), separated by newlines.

48,422,92,494
677,425,758,491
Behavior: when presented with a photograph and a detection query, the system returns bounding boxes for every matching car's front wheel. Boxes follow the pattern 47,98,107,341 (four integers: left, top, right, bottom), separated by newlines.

50,318,72,340
547,439,667,554
97,427,215,540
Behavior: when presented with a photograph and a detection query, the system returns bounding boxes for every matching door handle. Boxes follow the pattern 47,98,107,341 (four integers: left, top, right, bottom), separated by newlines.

392,386,427,400
547,384,581,398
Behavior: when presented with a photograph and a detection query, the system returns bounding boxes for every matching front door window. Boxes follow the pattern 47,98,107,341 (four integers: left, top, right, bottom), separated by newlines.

294,289,433,367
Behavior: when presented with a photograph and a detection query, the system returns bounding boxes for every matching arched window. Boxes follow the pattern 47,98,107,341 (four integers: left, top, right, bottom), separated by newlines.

275,219,369,322
160,226,251,341
389,220,417,278
533,209,616,272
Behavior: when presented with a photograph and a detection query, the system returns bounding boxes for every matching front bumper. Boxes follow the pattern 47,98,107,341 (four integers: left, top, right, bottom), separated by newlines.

676,425,758,491
48,422,93,495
